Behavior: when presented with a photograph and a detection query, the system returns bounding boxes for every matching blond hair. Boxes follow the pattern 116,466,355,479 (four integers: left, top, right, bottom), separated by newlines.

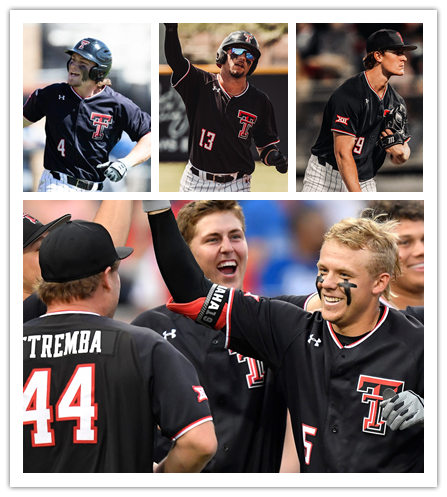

36,261,119,306
177,200,246,245
323,216,401,300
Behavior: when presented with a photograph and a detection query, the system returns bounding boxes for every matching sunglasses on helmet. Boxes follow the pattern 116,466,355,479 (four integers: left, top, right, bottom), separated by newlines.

227,47,255,62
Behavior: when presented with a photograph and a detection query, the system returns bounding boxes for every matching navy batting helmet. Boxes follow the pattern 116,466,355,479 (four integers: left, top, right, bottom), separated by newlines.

65,38,112,82
216,31,261,76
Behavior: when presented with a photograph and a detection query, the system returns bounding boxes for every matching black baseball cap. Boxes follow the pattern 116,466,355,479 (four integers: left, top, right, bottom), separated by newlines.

23,213,72,249
39,220,134,283
366,29,417,53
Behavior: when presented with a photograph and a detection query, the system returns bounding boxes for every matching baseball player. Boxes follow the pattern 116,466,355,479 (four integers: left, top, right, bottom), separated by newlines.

366,200,424,309
132,200,297,472
23,200,134,322
23,38,151,192
302,29,416,192
164,24,287,192
23,219,216,472
143,201,424,472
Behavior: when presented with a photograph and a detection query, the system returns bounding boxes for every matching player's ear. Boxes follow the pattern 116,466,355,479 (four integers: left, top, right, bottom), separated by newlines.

101,266,114,291
372,272,390,296
374,50,384,64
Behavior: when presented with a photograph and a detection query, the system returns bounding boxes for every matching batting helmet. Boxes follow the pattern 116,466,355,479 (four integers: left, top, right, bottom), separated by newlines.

216,31,261,76
65,38,112,82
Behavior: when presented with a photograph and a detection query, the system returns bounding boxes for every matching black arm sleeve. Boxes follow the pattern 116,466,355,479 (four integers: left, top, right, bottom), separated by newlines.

148,209,212,302
164,25,189,78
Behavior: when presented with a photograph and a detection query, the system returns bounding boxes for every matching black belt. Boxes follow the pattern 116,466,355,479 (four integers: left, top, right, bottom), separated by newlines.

190,166,244,184
317,156,338,170
50,171,103,191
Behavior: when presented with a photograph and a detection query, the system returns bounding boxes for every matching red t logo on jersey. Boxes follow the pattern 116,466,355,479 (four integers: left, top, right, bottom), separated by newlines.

357,375,405,435
90,113,113,140
335,115,350,126
237,110,257,139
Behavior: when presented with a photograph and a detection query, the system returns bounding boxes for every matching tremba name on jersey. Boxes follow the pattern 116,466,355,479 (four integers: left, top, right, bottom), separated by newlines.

23,329,116,359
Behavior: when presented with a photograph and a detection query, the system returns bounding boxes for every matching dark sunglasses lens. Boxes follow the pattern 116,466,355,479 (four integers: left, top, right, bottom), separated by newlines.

229,48,254,61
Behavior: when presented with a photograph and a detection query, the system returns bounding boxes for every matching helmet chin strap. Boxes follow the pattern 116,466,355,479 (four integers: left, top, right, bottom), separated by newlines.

315,275,357,306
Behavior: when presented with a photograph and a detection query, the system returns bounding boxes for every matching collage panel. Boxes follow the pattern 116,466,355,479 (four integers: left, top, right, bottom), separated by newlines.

12,7,437,487
158,23,289,193
23,22,152,193
19,199,427,480
295,23,423,192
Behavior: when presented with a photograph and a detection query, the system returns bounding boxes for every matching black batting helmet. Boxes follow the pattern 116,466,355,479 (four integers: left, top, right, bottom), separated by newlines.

216,31,261,76
65,38,112,82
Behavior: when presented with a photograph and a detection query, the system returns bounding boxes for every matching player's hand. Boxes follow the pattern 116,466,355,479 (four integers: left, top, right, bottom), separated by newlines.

269,150,288,174
380,390,424,431
96,160,128,182
142,200,172,213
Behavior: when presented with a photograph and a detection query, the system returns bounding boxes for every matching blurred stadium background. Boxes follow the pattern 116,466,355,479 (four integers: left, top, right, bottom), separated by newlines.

295,23,423,192
23,199,382,323
159,23,289,192
22,23,151,192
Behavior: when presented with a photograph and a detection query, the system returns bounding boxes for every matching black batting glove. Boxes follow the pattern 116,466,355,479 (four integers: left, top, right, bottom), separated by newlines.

269,150,288,174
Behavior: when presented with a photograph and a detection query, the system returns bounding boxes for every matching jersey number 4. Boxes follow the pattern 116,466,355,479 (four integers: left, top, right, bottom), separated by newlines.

23,364,98,447
199,129,216,151
57,139,66,157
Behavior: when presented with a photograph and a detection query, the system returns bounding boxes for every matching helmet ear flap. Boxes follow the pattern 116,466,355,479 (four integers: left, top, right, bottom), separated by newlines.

216,48,227,67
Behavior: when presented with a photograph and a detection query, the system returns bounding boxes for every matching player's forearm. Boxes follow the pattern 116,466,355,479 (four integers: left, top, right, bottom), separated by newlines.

148,208,212,302
164,24,189,75
155,422,217,473
93,200,133,247
335,154,362,192
122,133,151,167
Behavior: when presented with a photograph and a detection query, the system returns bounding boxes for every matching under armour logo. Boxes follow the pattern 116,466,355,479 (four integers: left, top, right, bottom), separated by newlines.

58,95,65,100
308,334,321,347
162,328,177,340
192,385,208,403
212,85,221,93
244,33,254,43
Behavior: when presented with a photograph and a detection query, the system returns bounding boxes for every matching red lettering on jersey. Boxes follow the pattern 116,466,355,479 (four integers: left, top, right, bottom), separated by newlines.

192,385,208,403
90,113,113,140
78,40,91,50
228,350,265,388
335,115,350,126
238,110,257,139
357,375,405,435
23,213,38,224
383,109,391,117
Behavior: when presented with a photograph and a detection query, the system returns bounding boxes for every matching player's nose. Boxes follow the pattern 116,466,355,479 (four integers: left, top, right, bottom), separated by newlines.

219,236,234,253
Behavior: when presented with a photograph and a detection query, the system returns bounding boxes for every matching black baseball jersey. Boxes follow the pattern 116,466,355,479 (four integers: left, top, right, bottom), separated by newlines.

23,293,47,323
311,72,407,181
23,311,212,472
23,83,151,182
131,305,287,473
224,291,424,472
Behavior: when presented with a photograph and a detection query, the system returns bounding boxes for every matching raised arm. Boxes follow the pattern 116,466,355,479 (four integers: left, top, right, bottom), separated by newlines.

164,23,189,79
144,201,211,302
